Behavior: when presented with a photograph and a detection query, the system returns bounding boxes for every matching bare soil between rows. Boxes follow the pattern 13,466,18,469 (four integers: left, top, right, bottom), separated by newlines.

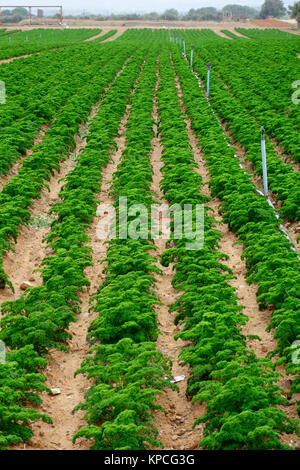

0,45,299,451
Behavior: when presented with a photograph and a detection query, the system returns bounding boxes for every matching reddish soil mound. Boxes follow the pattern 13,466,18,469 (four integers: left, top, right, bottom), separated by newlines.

250,18,295,28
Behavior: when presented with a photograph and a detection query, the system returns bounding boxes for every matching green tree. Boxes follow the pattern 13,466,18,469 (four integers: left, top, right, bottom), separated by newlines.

13,7,29,17
184,7,222,21
161,9,179,21
260,0,287,18
289,2,300,28
222,4,259,19
2,6,29,23
145,11,159,20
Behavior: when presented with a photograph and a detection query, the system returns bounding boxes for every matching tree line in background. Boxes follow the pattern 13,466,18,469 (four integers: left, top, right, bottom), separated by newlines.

0,1,300,27
0,7,29,23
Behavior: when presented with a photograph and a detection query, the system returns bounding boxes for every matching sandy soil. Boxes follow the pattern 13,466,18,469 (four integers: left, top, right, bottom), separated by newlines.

203,70,299,249
3,19,264,33
0,151,76,305
214,30,232,39
221,123,300,250
173,66,300,447
16,60,144,451
229,29,251,38
101,29,125,42
151,67,204,450
84,28,117,41
271,138,300,173
0,60,130,450
0,130,93,451
23,101,131,451
250,19,297,28
0,59,128,299
13,19,253,29
217,71,299,172
0,52,36,65
174,70,276,359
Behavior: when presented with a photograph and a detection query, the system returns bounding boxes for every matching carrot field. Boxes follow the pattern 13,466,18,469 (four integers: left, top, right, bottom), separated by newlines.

0,26,299,453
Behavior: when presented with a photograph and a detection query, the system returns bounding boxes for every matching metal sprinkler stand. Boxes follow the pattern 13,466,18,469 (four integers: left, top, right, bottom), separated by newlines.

190,45,194,68
261,126,268,196
205,62,213,97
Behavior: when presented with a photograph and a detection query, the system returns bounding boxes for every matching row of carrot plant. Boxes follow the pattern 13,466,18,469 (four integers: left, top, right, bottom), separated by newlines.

0,44,134,290
157,47,299,450
0,47,143,449
73,49,176,450
188,46,300,221
171,46,300,414
0,29,100,60
0,42,122,176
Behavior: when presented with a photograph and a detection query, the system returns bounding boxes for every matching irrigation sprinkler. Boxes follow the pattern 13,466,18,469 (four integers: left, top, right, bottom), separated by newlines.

190,45,194,68
179,37,181,48
261,127,268,196
183,39,186,56
205,62,213,97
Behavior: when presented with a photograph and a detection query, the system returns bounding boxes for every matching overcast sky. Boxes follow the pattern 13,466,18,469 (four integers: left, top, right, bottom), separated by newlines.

1,0,294,14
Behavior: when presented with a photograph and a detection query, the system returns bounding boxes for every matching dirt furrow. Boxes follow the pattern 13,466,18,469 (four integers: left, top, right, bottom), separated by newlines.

0,112,96,304
220,123,300,248
84,29,121,42
84,30,107,41
23,104,131,451
151,67,204,451
17,61,144,450
229,29,250,38
101,29,124,42
0,52,36,65
173,69,276,358
233,30,252,38
271,137,300,172
192,65,299,249
212,29,232,39
0,152,76,304
215,70,300,172
173,68,300,444
0,59,130,302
